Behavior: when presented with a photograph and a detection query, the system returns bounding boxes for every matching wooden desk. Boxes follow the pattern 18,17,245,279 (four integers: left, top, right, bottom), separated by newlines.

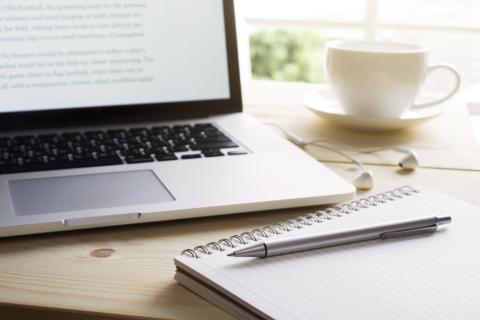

1,84,480,320
244,81,480,171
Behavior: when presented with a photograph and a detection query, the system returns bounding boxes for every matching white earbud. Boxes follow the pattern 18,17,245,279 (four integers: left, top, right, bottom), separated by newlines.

363,147,420,171
398,150,420,170
352,171,374,190
298,141,375,191
267,124,420,191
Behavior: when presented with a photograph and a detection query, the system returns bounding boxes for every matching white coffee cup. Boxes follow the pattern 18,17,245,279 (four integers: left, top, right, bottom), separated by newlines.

325,40,461,118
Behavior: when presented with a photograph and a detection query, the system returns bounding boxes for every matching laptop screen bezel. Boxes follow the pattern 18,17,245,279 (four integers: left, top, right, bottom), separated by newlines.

0,0,242,132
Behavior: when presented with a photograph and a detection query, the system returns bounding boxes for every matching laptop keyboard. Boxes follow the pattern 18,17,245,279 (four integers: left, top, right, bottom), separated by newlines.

0,123,247,174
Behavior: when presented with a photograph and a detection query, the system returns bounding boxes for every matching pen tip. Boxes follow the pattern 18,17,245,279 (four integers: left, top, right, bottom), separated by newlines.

227,252,234,257
437,216,452,225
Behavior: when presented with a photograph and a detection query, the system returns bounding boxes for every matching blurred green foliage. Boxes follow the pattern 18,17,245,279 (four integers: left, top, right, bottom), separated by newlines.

250,30,326,83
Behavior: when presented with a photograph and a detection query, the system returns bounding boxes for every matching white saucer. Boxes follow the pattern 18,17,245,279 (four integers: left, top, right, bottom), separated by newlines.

302,92,447,131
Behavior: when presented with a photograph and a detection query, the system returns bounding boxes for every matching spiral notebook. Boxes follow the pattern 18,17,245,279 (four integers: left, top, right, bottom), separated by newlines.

174,186,480,320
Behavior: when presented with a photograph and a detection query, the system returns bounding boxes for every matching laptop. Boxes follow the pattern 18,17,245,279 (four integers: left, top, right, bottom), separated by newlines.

0,0,354,237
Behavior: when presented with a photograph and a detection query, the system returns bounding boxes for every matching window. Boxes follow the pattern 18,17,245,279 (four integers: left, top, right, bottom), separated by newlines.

236,0,480,91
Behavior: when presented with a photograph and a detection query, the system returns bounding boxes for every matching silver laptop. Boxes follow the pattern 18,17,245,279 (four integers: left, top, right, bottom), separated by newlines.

0,0,354,237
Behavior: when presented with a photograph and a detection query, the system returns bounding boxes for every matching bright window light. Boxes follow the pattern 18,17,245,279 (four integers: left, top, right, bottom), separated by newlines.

237,0,480,90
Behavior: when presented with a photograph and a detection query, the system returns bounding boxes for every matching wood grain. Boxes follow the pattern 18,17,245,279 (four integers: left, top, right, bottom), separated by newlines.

1,82,479,319
245,81,480,171
1,163,479,320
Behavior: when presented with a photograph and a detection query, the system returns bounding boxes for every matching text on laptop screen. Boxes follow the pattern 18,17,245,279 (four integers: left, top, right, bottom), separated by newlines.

0,0,230,113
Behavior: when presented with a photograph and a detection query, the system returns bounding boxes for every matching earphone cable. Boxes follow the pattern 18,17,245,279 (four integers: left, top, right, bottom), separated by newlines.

264,122,365,171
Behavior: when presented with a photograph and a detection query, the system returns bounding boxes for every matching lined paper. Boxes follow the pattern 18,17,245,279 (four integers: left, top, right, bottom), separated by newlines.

176,187,480,319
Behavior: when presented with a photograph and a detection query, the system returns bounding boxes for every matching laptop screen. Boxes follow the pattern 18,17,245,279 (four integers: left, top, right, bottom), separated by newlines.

0,0,231,113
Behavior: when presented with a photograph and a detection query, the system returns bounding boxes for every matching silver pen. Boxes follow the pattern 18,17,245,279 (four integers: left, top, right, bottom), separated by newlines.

228,216,452,258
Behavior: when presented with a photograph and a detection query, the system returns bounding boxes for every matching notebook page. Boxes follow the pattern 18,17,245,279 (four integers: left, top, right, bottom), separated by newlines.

176,187,480,320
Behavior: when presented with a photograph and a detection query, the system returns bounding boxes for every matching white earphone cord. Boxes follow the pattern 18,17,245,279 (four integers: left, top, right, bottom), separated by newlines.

308,142,367,171
265,122,372,170
264,123,420,156
263,123,419,190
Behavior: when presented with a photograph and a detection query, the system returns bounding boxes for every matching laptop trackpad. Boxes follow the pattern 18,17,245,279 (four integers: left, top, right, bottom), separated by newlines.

8,170,175,216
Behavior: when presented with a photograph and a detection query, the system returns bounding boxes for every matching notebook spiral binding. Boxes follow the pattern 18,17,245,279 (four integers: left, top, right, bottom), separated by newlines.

181,186,419,259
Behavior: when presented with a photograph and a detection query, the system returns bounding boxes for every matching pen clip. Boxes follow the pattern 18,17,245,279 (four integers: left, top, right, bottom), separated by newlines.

381,225,437,240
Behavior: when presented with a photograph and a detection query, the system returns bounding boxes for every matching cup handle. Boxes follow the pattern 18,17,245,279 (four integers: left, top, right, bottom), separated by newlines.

411,64,461,109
